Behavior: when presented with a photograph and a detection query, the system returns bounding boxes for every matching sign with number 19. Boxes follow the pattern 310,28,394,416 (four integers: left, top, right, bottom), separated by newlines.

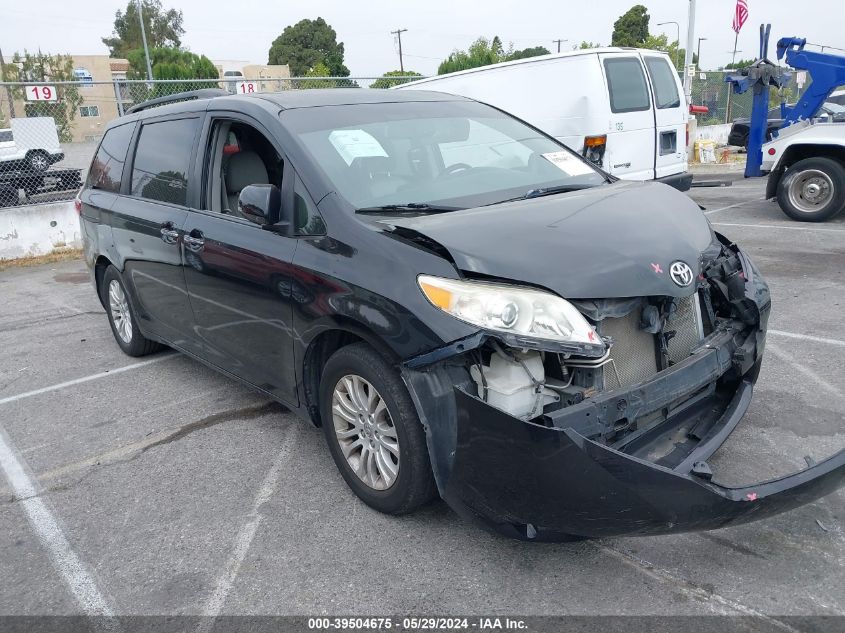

26,85,58,102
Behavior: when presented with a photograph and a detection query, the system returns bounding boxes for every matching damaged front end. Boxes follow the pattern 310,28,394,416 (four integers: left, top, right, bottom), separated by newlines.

402,234,845,540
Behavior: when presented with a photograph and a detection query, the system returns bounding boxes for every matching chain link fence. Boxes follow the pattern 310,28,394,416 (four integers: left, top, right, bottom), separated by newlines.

0,76,421,208
688,69,803,126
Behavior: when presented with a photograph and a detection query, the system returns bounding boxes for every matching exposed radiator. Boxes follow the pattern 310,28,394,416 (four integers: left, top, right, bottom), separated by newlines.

600,294,703,389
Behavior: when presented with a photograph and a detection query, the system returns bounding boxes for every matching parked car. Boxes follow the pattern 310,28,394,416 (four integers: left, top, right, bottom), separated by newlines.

0,117,64,173
827,88,845,106
79,89,845,540
396,48,692,191
728,102,845,148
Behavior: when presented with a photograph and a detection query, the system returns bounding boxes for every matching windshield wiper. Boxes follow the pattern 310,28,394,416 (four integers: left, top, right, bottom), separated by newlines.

356,203,463,214
521,184,595,199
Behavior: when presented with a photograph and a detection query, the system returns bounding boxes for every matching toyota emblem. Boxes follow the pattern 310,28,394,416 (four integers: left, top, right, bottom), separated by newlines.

669,261,694,287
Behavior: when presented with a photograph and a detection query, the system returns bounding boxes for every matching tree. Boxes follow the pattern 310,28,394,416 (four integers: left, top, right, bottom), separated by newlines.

641,34,696,72
268,18,349,77
507,46,551,61
575,41,602,50
371,70,423,89
102,0,184,58
126,47,217,80
612,4,650,47
438,37,504,74
724,58,757,70
2,51,83,142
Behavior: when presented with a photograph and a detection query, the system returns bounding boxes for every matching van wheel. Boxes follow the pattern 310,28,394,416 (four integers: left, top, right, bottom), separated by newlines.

319,342,437,514
27,151,49,173
777,157,845,222
101,266,162,357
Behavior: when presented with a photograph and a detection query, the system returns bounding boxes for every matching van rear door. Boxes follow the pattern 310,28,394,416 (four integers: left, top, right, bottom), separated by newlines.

643,54,688,180
598,54,655,181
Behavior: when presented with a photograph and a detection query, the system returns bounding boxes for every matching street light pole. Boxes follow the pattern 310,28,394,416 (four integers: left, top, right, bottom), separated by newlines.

657,22,681,71
137,0,154,81
697,37,707,70
683,0,697,104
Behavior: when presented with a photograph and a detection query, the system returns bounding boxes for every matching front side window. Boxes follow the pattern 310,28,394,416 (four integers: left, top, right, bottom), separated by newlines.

645,57,681,109
604,57,651,113
0,130,13,143
131,118,198,206
285,100,605,210
86,122,135,193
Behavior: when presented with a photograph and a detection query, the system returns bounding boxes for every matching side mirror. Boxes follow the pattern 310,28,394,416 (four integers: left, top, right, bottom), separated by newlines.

238,184,281,226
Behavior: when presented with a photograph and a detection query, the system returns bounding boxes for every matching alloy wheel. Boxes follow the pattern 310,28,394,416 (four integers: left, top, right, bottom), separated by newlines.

108,279,133,344
331,374,400,491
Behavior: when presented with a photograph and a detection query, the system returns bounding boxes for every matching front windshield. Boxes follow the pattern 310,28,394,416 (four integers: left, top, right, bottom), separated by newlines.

283,100,606,210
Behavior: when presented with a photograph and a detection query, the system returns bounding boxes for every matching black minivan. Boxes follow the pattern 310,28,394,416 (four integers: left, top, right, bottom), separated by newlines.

79,89,845,541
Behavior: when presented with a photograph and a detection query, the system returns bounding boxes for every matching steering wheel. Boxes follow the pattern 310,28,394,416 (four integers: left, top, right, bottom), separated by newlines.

438,163,473,179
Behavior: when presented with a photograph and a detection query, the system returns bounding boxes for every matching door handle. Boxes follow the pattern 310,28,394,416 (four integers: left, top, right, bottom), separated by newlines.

160,224,180,244
183,232,205,252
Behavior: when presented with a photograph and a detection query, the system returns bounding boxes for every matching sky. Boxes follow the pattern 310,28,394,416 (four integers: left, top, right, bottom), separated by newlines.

1,0,842,76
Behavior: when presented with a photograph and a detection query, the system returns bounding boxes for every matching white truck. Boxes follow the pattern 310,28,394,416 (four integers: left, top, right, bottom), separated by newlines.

396,48,692,190
761,119,845,222
0,117,65,173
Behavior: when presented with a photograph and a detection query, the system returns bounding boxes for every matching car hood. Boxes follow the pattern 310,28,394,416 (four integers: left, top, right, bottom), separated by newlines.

377,181,714,299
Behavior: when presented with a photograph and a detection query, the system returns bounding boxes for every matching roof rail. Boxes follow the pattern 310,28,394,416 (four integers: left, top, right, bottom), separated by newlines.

125,88,229,115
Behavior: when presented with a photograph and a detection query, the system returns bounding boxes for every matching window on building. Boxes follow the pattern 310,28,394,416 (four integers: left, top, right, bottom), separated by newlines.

74,68,93,87
80,106,100,117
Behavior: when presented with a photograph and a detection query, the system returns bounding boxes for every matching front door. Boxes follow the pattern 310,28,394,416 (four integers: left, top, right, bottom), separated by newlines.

181,115,299,403
112,115,201,351
599,53,656,181
643,55,688,180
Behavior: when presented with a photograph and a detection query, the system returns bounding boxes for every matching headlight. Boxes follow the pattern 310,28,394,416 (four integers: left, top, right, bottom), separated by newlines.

418,275,605,355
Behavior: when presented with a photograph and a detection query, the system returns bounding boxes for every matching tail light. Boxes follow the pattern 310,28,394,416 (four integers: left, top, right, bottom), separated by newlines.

582,134,607,167
74,191,82,215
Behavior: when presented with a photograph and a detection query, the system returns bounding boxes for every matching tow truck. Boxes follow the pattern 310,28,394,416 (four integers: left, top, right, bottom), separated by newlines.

727,28,845,221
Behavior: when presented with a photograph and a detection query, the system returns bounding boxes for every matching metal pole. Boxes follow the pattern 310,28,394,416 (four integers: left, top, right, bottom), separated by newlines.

0,47,15,119
683,0,697,104
696,37,707,70
553,39,568,53
657,22,680,70
725,31,739,123
391,29,408,73
137,0,154,81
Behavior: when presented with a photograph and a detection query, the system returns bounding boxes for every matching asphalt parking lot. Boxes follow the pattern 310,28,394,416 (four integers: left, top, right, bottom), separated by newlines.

1,177,843,625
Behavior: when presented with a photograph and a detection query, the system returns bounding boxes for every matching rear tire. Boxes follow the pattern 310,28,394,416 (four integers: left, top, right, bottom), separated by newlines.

776,157,845,222
101,266,162,357
319,342,437,514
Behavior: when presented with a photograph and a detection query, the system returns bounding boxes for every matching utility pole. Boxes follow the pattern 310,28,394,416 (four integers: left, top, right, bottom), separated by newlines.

683,0,697,104
137,0,154,81
697,37,707,69
552,39,568,53
0,47,15,119
391,28,408,73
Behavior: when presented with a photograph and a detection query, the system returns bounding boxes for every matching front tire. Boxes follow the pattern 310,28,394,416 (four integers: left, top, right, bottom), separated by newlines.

776,157,845,222
101,266,162,357
27,151,49,173
319,342,437,514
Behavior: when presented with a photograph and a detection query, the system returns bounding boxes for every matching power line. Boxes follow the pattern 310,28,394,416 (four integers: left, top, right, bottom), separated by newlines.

552,38,568,53
390,28,408,72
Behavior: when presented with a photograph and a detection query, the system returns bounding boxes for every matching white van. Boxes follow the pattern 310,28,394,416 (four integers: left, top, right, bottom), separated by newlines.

0,117,64,173
396,48,691,190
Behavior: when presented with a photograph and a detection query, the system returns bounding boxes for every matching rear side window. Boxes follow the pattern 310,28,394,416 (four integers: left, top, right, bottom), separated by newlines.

131,118,198,206
0,130,12,143
645,57,681,109
86,122,135,193
604,58,650,113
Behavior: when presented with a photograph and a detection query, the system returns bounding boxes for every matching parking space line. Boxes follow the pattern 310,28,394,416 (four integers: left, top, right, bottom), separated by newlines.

769,330,845,348
766,343,845,400
703,199,764,215
199,425,298,629
0,424,117,621
712,221,845,234
0,354,175,407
